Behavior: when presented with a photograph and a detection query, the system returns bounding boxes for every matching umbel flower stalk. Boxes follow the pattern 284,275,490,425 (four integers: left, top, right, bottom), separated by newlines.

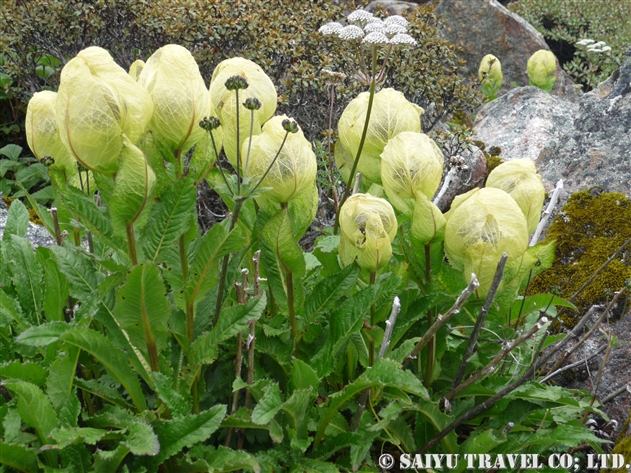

320,10,418,232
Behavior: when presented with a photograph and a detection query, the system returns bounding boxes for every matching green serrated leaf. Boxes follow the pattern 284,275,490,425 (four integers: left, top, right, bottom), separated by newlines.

4,235,43,322
59,183,128,258
15,321,71,346
0,360,48,385
140,177,196,263
189,293,266,365
47,347,80,411
291,458,340,473
0,144,22,160
2,199,29,240
183,220,245,310
152,371,191,418
305,263,360,318
193,445,261,473
43,257,69,322
282,388,314,442
93,444,131,473
61,327,147,412
52,246,104,301
115,263,171,370
0,440,38,473
262,207,305,277
151,405,226,465
251,382,283,425
124,422,159,456
2,379,58,444
0,290,28,330
220,408,283,444
291,359,320,392
74,377,131,410
49,426,110,449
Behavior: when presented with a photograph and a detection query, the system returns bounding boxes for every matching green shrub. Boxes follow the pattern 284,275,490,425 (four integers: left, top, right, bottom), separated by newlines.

511,0,631,90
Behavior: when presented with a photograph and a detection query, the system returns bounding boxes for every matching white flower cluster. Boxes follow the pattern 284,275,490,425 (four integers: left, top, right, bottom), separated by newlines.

319,10,417,46
576,39,612,53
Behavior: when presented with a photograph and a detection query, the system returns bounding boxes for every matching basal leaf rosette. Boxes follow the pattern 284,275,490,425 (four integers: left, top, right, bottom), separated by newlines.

527,50,557,92
209,57,277,169
338,88,423,183
56,46,154,174
138,44,212,155
339,193,397,272
381,131,444,215
486,158,545,234
26,90,77,179
246,115,317,204
444,188,528,296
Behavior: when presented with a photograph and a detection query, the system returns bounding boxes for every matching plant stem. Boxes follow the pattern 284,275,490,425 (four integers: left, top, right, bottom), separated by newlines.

235,88,241,193
226,282,245,447
334,47,378,234
243,109,255,179
369,270,376,367
327,83,339,213
423,244,434,387
126,223,138,266
452,254,508,388
212,198,244,327
245,251,261,410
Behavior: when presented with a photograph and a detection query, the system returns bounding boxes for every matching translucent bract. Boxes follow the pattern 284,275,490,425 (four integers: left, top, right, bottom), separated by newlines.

25,91,77,177
139,44,211,154
128,60,145,81
56,47,153,174
486,158,545,234
527,49,557,91
209,57,277,169
338,88,423,183
444,188,528,296
381,131,444,215
478,54,503,98
339,193,397,271
246,115,316,204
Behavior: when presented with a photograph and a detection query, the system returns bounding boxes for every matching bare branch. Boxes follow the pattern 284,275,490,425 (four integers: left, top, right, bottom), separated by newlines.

530,179,563,246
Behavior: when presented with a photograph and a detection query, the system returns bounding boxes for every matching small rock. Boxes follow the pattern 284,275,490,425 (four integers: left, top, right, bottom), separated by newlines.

365,0,419,15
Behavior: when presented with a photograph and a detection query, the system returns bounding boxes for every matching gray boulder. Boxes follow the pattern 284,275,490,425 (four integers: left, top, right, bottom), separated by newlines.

473,86,578,162
434,0,579,101
537,47,631,196
0,197,55,248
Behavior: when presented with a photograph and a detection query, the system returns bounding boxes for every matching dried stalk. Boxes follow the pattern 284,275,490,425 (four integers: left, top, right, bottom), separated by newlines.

350,296,401,432
452,254,508,388
530,179,563,246
404,275,480,367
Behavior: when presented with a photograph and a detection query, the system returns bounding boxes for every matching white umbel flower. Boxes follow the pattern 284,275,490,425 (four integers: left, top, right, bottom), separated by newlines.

576,39,595,46
364,22,386,33
384,24,407,36
362,31,390,45
338,25,365,40
319,22,343,35
389,33,417,46
384,15,409,27
348,9,373,23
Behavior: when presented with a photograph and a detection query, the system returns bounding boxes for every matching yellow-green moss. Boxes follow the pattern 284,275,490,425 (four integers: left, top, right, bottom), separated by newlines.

528,190,631,326
2,195,44,226
604,433,631,473
485,154,503,174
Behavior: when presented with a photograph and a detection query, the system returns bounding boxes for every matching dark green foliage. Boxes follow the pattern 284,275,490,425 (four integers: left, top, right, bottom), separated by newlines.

511,0,631,90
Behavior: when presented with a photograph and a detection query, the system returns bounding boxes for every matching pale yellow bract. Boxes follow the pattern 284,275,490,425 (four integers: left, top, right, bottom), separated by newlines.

527,49,557,89
444,187,528,296
339,193,397,271
381,131,444,215
25,90,77,177
337,88,423,183
56,46,153,174
246,115,316,204
486,158,545,234
139,44,211,155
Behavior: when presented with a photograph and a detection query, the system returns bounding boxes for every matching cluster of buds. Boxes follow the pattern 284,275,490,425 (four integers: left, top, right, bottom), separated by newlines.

576,39,612,54
318,10,417,85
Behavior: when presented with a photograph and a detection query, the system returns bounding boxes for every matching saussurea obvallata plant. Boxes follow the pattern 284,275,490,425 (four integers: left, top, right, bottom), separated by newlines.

0,28,619,473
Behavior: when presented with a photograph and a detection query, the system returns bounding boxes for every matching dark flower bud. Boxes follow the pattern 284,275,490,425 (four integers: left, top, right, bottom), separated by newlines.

282,119,299,134
77,162,87,172
243,97,262,111
41,156,55,167
199,116,221,132
225,75,249,91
